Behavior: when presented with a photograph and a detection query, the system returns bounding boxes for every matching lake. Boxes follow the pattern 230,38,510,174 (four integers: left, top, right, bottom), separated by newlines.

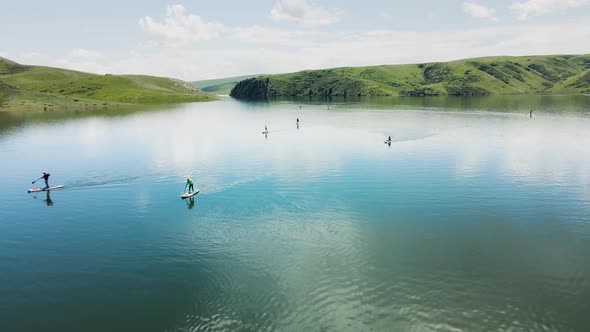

1,95,589,332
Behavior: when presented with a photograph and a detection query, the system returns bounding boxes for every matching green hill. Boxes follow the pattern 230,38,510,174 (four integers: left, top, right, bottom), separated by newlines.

230,55,590,99
191,75,259,95
0,57,215,112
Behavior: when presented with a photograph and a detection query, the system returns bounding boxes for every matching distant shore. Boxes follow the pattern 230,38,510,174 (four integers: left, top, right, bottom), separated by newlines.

229,54,590,99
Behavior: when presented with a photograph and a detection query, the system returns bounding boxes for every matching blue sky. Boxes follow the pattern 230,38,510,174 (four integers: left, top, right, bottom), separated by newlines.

1,0,590,80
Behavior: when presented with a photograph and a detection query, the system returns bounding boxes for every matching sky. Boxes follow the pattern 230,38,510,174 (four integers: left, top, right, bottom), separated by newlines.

1,0,590,80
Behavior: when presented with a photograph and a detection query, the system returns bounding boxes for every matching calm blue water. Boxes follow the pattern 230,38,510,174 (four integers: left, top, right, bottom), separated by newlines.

1,96,590,332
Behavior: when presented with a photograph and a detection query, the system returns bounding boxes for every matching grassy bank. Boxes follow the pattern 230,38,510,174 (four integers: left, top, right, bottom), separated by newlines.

0,57,216,112
230,54,590,99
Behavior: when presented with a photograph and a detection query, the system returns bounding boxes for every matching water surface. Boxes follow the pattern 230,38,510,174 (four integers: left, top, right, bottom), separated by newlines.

1,96,590,332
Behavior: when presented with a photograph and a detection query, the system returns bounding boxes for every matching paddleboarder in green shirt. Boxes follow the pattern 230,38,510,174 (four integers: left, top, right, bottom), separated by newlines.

185,178,195,194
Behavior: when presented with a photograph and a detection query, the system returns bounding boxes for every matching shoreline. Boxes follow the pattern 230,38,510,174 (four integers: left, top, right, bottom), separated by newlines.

230,92,590,100
0,94,218,113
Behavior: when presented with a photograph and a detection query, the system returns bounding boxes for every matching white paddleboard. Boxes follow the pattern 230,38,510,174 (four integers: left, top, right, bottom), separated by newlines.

181,189,200,199
28,185,64,193
262,131,269,134
384,141,392,144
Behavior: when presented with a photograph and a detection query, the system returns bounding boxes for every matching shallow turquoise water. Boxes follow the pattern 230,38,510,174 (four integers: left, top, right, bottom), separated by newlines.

1,96,590,331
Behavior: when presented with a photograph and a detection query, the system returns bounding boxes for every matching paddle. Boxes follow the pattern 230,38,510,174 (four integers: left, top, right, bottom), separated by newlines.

32,176,43,184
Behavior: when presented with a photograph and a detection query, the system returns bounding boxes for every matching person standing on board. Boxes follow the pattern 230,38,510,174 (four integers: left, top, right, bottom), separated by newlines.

40,172,50,189
530,110,533,118
185,177,195,194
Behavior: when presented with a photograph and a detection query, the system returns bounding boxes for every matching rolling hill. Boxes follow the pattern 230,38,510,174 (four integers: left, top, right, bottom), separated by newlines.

191,75,259,95
230,55,590,99
0,57,215,112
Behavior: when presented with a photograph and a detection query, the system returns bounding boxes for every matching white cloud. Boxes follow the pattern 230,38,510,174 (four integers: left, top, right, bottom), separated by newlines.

511,0,590,20
134,18,590,79
137,4,311,47
271,0,343,26
138,4,226,45
15,17,590,81
71,48,103,60
137,5,315,48
463,2,498,21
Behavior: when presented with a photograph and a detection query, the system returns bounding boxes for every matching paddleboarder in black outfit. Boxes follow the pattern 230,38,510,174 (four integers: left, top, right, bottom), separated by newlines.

32,172,50,189
43,172,50,188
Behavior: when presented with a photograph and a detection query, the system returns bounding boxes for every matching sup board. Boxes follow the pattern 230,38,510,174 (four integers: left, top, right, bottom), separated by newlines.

181,189,200,199
262,131,269,134
28,185,64,193
384,141,393,144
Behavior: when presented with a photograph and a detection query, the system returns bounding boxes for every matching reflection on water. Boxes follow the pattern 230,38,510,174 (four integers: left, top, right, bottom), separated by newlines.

237,94,590,115
2,95,589,135
0,103,187,136
43,191,54,206
0,96,589,332
31,191,54,206
185,196,195,210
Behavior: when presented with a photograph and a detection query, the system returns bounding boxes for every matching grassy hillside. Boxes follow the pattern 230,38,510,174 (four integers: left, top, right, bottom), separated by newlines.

0,57,215,112
230,55,590,99
191,75,258,95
